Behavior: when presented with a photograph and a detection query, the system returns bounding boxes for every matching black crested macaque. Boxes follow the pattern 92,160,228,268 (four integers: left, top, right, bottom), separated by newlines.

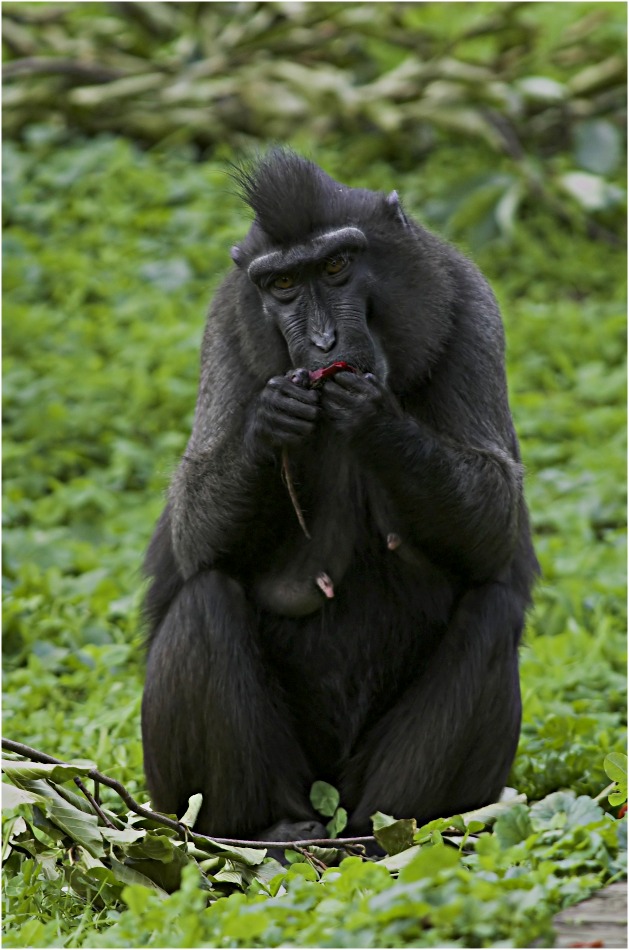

141,149,538,842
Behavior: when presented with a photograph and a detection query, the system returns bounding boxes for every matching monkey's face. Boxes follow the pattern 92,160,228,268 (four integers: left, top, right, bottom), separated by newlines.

238,228,387,377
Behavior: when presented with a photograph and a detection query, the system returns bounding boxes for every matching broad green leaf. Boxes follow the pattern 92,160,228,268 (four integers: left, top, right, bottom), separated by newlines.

2,781,44,810
126,831,186,863
310,780,340,818
530,791,604,830
516,76,566,101
2,759,96,785
100,826,148,846
378,843,422,872
108,857,169,897
604,752,628,807
494,804,534,849
326,807,348,838
371,811,397,831
460,794,528,827
12,778,105,857
397,841,460,882
180,792,203,828
574,120,622,176
559,172,624,212
374,817,417,856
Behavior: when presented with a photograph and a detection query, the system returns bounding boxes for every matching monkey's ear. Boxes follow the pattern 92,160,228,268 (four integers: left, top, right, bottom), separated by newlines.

230,245,244,267
385,190,409,228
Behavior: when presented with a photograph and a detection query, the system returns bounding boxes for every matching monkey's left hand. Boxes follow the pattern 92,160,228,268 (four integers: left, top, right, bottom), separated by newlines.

320,371,396,438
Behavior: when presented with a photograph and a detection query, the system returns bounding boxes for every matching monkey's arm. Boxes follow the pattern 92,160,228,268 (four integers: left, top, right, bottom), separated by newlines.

168,365,319,579
321,314,522,583
364,409,521,582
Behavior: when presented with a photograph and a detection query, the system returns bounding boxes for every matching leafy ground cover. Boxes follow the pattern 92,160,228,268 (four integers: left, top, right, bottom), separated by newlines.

3,122,626,948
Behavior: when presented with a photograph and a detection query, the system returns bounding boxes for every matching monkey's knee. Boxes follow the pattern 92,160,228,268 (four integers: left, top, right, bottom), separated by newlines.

141,570,251,803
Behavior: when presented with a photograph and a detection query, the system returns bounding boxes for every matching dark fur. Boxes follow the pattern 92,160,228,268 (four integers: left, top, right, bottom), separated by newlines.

141,149,538,838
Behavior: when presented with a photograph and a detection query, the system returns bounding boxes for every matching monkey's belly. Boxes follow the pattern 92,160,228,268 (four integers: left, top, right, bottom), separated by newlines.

260,553,454,773
251,514,357,617
253,573,328,617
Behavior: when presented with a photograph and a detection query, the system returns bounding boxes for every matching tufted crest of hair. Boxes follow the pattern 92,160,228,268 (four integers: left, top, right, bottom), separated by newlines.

233,148,375,246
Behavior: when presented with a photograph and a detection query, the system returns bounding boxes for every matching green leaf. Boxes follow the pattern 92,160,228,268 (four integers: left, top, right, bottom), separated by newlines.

494,804,534,848
2,759,96,786
530,791,604,830
326,807,348,838
604,752,628,806
310,780,340,818
397,841,460,882
180,792,203,828
378,844,422,872
2,782,44,810
371,811,397,831
31,781,104,857
559,172,624,212
517,76,566,102
374,817,417,856
574,120,622,176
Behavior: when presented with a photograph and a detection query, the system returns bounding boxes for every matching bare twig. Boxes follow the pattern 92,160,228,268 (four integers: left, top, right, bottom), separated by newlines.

2,738,376,850
281,448,311,539
73,777,115,828
293,845,328,871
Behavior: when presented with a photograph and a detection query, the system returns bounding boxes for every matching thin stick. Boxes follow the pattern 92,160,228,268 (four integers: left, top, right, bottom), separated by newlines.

73,777,115,828
281,448,310,539
293,845,328,871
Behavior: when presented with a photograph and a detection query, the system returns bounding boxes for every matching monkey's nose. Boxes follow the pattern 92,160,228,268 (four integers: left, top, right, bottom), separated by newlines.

311,329,336,352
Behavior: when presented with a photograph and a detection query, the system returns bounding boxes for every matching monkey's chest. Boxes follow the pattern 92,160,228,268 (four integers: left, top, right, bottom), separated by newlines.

250,440,404,618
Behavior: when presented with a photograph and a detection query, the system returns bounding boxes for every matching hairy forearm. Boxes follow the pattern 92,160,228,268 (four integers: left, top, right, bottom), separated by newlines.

357,415,522,581
169,440,274,578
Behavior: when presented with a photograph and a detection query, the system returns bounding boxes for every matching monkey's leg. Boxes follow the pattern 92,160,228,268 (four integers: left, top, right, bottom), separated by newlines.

141,570,313,837
342,583,523,832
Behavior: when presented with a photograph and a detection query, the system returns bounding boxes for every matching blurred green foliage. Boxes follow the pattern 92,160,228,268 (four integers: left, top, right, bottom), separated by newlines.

2,1,626,946
2,1,626,242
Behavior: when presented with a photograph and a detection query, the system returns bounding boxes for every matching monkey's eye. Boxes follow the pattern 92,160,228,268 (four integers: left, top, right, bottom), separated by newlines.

272,274,295,290
324,255,348,276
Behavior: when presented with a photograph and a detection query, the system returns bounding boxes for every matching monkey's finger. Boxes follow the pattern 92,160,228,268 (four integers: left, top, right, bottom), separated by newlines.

327,371,377,394
261,395,320,424
286,367,311,389
320,380,374,406
268,377,320,406
277,396,320,421
319,388,361,415
273,416,318,444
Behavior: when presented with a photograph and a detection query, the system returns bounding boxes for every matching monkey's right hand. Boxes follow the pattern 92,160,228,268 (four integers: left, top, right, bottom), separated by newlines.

246,373,320,453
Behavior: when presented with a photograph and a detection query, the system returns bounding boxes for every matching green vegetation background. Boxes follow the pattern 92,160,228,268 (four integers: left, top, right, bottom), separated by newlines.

3,2,626,947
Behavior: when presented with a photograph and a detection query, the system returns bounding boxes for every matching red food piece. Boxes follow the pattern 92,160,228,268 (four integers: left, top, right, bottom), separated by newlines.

308,361,358,387
618,803,627,819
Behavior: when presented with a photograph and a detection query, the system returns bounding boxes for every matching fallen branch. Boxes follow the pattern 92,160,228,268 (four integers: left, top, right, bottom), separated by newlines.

2,738,375,850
